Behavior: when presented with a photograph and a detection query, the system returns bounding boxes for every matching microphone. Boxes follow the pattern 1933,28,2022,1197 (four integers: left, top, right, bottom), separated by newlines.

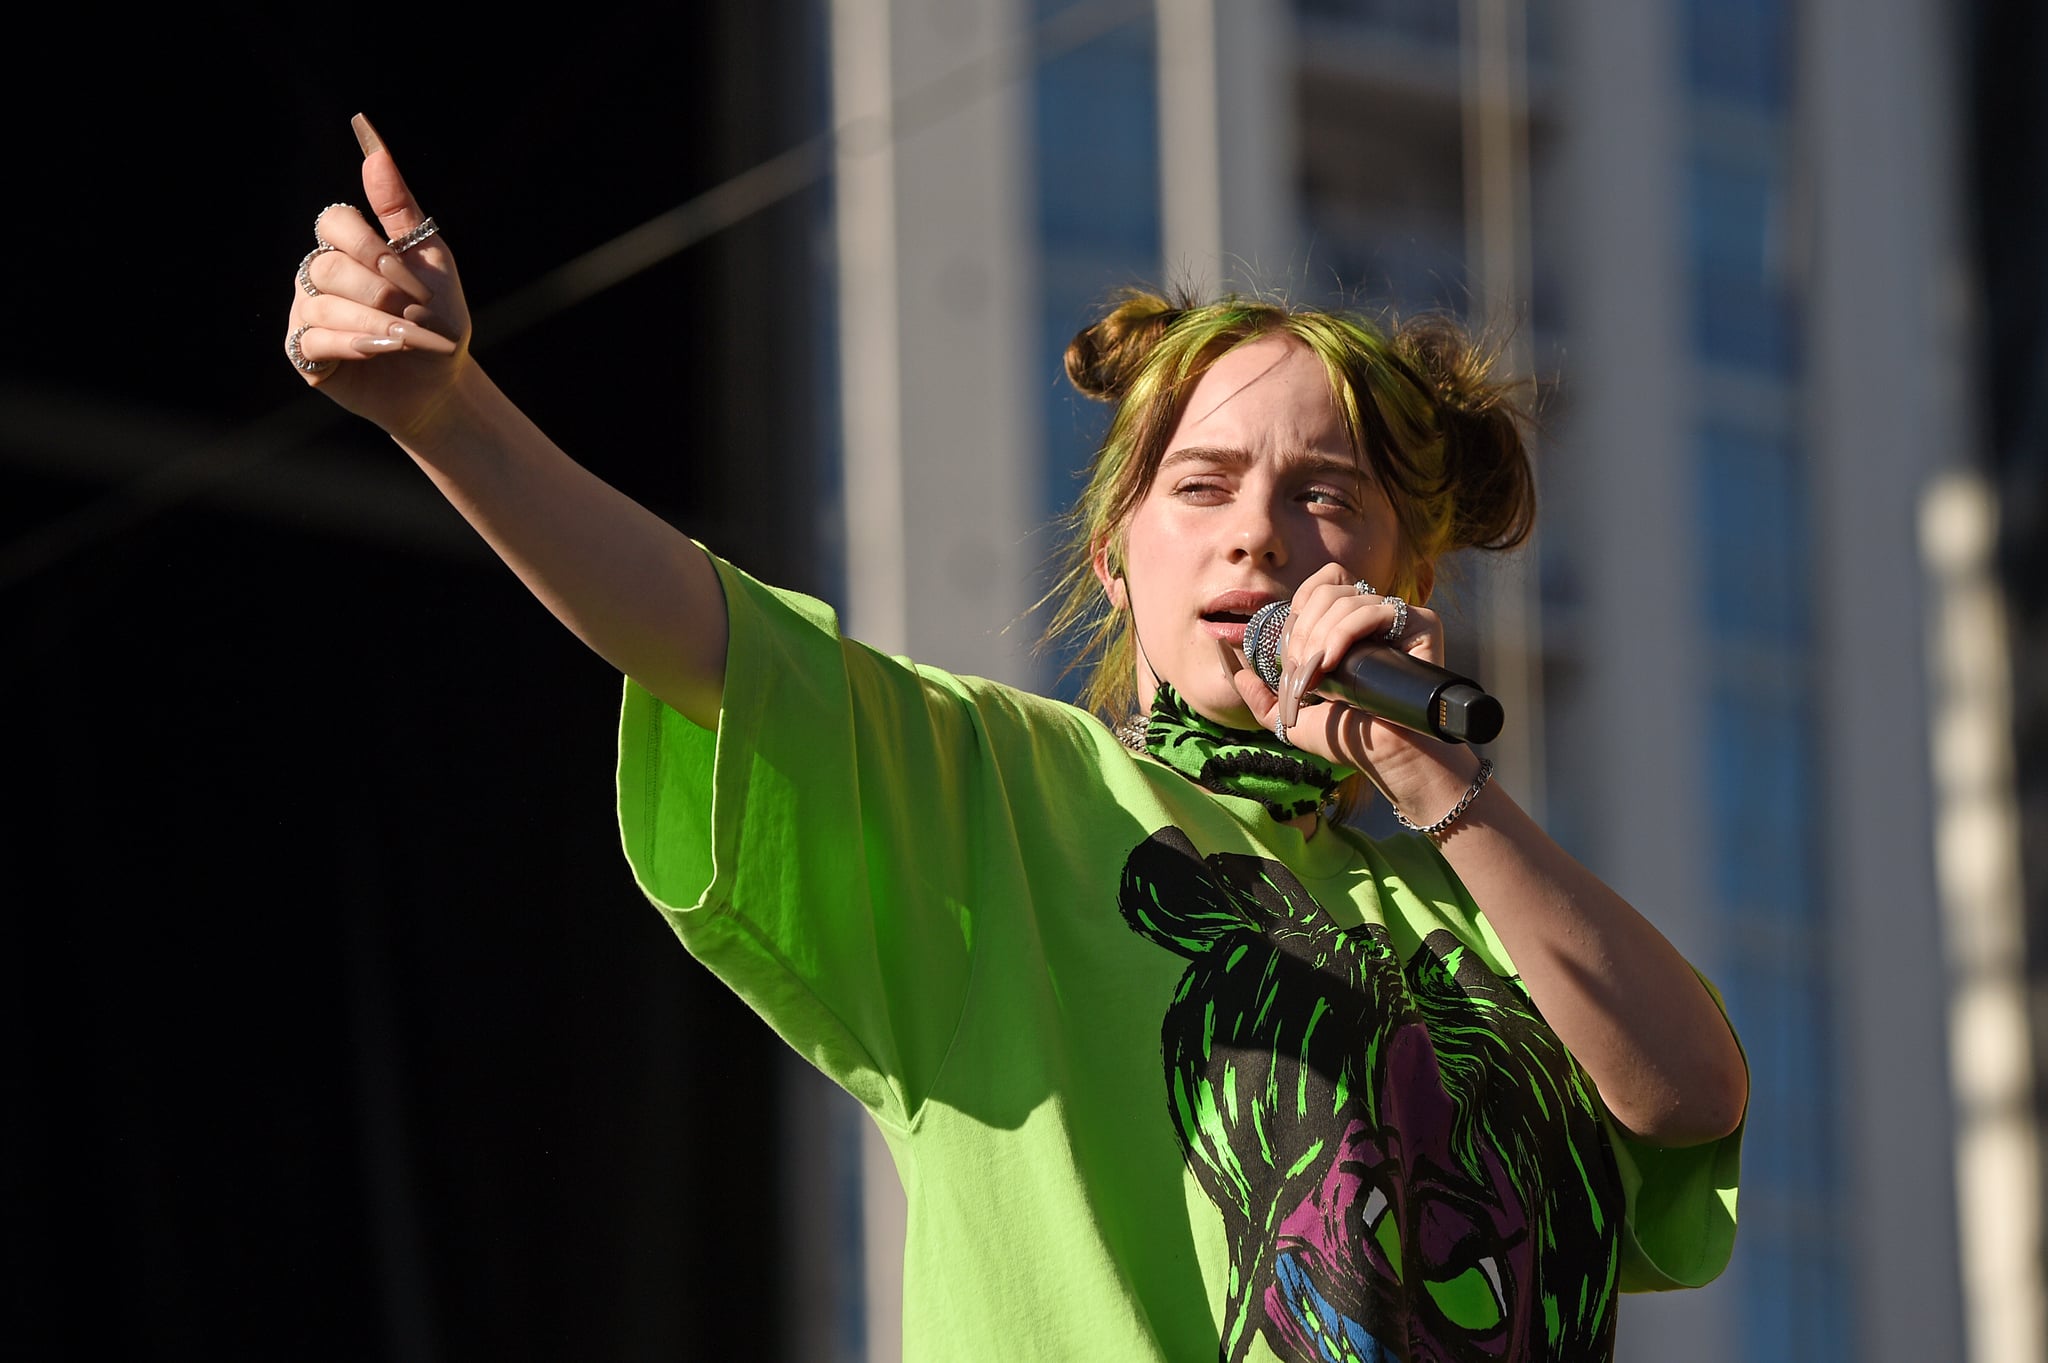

1242,601,1504,745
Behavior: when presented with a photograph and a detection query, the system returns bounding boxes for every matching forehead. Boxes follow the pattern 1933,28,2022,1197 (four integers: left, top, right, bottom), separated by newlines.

1165,334,1353,457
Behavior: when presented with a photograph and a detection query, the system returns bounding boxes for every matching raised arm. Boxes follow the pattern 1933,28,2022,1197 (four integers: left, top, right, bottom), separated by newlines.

285,115,726,727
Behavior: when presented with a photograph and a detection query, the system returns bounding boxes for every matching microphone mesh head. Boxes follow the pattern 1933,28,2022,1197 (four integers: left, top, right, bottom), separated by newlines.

1244,602,1289,687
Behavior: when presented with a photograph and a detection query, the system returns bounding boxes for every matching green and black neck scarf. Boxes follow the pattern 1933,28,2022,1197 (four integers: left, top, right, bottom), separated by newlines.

1127,682,1353,822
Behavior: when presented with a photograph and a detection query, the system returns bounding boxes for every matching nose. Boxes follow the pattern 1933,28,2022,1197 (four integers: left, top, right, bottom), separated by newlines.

1227,491,1288,568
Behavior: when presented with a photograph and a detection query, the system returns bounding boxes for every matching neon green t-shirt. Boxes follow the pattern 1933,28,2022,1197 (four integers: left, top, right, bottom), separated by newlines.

617,553,1740,1363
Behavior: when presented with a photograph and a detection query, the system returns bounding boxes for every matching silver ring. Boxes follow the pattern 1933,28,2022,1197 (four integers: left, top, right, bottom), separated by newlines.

1353,579,1375,597
286,324,333,375
1383,596,1409,642
297,244,335,296
387,216,440,253
313,202,354,249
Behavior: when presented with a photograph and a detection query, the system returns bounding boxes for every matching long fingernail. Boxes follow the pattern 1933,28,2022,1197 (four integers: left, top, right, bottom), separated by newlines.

388,321,457,355
352,113,383,157
376,251,434,305
352,335,404,354
1280,648,1323,728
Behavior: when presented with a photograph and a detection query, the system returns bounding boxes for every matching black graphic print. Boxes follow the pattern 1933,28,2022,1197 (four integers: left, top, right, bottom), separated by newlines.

1118,826,1624,1363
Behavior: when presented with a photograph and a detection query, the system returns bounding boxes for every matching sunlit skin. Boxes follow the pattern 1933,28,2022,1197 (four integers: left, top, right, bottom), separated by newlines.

1094,335,1407,728
288,117,729,729
1091,339,1747,1148
1091,335,1485,835
295,119,1745,1148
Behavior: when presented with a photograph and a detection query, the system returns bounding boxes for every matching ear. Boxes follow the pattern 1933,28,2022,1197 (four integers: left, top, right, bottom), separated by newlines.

1093,538,1127,609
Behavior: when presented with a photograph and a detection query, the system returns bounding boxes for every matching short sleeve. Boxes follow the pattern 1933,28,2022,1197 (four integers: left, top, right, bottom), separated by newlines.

1364,831,1743,1292
615,552,984,1129
1610,975,1745,1291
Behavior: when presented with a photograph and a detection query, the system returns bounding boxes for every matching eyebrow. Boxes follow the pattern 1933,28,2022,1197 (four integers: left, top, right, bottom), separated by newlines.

1160,445,1366,481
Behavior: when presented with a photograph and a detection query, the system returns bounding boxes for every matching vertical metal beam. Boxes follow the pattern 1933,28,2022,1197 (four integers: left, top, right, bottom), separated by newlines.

1805,0,1972,1355
1554,0,1721,1346
1157,0,1291,295
1157,0,1223,290
835,0,910,655
1459,0,1546,820
831,1,1042,1357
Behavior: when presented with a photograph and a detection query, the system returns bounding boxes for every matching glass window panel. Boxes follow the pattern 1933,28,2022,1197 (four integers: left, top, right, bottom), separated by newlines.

1036,25,1159,257
1295,0,1459,45
1682,0,1790,109
1031,14,1160,705
1696,424,1808,642
1706,685,1815,911
1687,151,1794,371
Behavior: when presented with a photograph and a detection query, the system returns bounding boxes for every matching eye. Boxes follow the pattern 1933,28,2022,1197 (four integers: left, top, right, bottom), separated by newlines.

1171,477,1230,504
1424,1254,1506,1333
1360,1185,1402,1282
1302,485,1356,509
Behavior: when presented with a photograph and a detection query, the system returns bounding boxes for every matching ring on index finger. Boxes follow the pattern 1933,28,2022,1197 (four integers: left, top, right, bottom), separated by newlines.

297,244,335,296
387,216,440,253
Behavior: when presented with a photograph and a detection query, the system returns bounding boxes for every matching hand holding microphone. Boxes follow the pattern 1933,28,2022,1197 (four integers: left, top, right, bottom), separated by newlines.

1243,599,1503,745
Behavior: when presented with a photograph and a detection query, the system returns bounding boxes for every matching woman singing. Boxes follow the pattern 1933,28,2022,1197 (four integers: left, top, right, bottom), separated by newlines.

287,116,1745,1362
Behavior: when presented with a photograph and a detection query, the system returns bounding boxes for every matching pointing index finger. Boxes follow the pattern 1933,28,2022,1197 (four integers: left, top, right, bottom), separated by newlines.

352,113,427,241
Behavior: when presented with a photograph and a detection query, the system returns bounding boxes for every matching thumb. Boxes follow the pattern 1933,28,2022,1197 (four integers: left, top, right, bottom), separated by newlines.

1231,668,1280,728
353,114,428,240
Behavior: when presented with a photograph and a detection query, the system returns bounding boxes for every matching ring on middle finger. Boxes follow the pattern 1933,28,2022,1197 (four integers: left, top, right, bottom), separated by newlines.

1382,596,1410,642
297,244,336,297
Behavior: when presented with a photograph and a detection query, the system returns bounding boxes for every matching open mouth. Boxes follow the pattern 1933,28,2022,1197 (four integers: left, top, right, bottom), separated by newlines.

1200,611,1255,645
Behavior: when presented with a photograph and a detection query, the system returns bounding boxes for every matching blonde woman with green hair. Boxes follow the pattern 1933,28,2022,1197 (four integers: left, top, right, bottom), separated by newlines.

289,119,1744,1362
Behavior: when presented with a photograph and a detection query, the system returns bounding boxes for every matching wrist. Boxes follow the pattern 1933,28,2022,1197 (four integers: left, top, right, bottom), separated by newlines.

391,360,493,455
1390,755,1495,839
1369,740,1487,829
1367,731,1479,803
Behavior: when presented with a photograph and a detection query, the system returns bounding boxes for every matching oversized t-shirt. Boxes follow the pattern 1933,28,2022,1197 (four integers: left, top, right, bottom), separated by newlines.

617,552,1741,1363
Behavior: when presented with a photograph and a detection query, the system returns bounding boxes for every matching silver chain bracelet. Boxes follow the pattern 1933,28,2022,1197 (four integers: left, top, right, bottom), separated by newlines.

1392,757,1495,838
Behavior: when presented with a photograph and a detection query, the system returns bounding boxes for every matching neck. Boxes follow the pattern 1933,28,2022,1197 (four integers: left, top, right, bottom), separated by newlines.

1131,681,1353,823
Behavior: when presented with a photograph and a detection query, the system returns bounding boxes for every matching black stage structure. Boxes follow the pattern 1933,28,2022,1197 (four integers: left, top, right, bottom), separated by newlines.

4,7,835,1359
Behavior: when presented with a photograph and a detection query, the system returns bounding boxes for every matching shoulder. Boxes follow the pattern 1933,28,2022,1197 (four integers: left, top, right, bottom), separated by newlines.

1315,823,1521,976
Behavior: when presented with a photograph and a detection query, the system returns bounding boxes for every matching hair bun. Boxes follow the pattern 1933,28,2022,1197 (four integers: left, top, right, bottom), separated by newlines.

1391,314,1537,553
1064,289,1187,401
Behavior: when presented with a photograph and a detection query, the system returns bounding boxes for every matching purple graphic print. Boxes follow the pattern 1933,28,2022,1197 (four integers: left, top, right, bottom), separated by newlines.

1116,826,1623,1362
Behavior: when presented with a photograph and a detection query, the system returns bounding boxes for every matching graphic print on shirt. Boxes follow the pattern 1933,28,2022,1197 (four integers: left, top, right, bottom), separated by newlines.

1118,826,1624,1363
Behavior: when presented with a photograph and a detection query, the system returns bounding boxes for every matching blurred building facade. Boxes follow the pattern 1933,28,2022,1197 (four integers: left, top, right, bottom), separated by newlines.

823,0,2006,1359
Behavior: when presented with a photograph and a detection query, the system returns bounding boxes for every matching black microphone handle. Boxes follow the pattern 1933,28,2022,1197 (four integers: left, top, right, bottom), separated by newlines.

1243,602,1504,745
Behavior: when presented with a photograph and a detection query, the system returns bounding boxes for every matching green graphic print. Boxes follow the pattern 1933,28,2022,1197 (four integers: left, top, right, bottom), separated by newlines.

1141,682,1351,822
1118,827,1624,1363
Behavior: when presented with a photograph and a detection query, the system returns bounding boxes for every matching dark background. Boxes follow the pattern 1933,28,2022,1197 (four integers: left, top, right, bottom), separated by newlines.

5,2,2047,1360
1972,0,2048,1237
4,7,835,1359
